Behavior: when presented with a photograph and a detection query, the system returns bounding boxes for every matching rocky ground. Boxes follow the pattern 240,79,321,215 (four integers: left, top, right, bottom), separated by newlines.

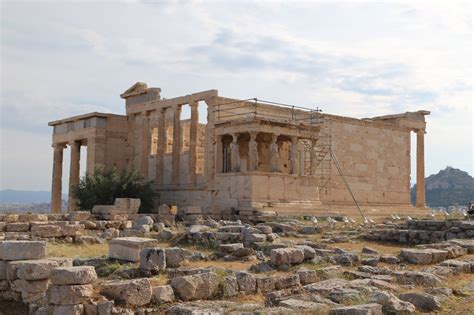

2,214,474,314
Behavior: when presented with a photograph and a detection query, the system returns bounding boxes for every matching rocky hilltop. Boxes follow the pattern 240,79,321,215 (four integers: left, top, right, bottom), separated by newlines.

412,166,474,207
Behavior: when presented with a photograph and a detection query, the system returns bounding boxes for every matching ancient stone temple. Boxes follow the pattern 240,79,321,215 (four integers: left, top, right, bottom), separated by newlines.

48,82,429,215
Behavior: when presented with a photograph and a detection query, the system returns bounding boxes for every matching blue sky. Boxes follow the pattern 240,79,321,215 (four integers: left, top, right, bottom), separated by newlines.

0,0,472,191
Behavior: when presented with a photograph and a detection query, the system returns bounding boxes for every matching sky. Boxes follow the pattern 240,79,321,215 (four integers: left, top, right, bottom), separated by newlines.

0,0,472,191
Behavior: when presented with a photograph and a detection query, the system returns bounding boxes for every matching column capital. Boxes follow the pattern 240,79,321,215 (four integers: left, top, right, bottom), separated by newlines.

249,131,258,140
52,143,66,149
270,133,279,143
189,100,199,108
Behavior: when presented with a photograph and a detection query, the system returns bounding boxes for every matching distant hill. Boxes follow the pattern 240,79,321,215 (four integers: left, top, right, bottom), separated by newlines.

411,167,474,207
0,189,67,203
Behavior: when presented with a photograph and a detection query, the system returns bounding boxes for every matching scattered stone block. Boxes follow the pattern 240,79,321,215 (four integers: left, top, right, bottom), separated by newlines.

11,279,50,293
362,247,380,255
101,278,152,306
279,299,329,311
399,292,441,312
256,276,276,292
379,255,399,264
439,259,472,273
270,247,305,266
6,223,30,232
222,276,239,297
369,291,415,313
66,211,90,221
330,303,383,315
165,247,191,268
0,240,46,260
151,285,175,303
219,243,244,254
275,274,300,290
18,214,48,222
295,245,316,259
236,271,257,293
394,271,442,286
109,237,159,262
171,272,220,301
52,304,84,315
16,259,60,280
140,248,166,272
47,284,93,305
51,266,97,285
297,268,319,285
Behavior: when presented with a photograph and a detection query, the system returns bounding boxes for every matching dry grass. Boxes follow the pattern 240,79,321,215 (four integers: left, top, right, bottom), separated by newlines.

182,258,257,271
228,292,265,305
335,241,406,255
149,274,169,286
47,243,109,258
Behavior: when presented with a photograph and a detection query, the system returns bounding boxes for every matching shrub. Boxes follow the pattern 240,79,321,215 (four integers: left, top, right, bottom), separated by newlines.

73,167,157,212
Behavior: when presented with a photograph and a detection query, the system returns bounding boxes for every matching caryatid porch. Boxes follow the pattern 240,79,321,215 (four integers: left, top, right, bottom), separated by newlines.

213,117,324,213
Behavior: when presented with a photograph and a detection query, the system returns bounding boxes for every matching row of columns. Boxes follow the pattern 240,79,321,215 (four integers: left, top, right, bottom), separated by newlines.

153,101,199,186
51,140,82,213
223,132,317,175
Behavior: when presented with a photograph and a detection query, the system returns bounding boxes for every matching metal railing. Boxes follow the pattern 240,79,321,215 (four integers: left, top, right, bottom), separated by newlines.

214,97,323,125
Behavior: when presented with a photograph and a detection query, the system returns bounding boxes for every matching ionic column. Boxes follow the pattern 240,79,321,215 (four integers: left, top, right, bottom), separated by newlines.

310,139,316,175
248,132,258,171
189,101,199,183
290,136,298,174
68,141,81,212
216,135,223,173
416,129,426,207
270,134,279,172
230,133,240,172
141,112,151,179
171,105,182,185
51,144,64,213
156,108,166,185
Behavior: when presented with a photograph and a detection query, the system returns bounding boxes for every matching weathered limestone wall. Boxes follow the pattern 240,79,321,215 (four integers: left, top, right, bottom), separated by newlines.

321,116,411,209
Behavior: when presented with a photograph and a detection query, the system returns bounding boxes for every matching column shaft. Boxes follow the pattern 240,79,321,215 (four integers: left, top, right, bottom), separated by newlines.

156,109,166,185
68,141,81,212
171,105,182,185
189,102,199,183
141,112,150,179
51,144,64,213
290,136,298,174
416,130,426,207
216,135,223,173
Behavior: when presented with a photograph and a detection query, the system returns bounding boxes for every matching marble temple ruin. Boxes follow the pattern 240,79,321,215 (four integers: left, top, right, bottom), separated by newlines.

48,82,430,215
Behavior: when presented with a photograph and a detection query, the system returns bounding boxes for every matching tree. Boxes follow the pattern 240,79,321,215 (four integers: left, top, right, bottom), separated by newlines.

73,167,157,212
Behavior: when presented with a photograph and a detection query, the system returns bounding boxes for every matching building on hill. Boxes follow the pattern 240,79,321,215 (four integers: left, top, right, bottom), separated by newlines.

48,82,430,216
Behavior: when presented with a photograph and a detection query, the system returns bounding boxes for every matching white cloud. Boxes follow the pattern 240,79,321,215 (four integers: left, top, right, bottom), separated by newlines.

0,0,472,190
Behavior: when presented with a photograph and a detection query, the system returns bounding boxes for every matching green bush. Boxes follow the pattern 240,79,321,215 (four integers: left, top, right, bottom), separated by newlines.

73,167,157,212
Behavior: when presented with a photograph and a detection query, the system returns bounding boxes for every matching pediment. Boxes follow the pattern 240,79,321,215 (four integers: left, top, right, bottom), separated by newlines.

120,82,149,99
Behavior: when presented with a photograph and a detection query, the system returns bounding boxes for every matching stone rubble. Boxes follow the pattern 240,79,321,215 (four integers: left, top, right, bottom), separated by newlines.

2,217,474,314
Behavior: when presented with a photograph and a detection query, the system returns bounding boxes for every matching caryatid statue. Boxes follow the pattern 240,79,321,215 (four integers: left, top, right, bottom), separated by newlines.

249,132,258,171
270,134,279,172
230,133,240,172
